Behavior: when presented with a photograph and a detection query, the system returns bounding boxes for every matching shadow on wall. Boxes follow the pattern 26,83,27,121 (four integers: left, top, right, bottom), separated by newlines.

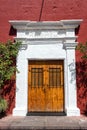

1,79,16,116
9,26,17,36
76,60,87,116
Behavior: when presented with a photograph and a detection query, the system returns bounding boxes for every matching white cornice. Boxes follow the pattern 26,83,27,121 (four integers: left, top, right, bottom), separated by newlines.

15,36,77,42
15,37,64,41
60,19,83,28
9,19,83,30
9,19,83,49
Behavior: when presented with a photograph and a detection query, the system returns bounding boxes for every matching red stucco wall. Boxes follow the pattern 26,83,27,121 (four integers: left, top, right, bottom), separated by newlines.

0,0,87,115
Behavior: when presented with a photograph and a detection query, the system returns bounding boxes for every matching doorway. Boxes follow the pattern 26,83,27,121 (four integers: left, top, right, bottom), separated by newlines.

28,60,64,113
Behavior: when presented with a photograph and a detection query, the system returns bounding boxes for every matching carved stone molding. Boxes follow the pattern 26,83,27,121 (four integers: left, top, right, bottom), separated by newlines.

9,19,83,30
9,19,83,45
63,42,78,49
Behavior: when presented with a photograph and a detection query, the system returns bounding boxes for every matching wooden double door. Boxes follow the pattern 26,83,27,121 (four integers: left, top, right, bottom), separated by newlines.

28,60,64,112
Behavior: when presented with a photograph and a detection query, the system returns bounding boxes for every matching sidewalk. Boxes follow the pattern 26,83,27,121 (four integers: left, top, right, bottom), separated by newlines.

0,115,87,130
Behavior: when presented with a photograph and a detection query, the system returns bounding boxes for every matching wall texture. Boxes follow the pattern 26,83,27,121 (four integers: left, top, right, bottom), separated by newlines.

0,0,87,115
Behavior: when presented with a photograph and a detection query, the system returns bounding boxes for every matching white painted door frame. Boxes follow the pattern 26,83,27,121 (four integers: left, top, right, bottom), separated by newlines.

9,19,83,116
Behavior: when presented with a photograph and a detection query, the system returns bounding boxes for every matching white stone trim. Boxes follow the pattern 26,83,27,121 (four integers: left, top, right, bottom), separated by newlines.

9,19,83,30
66,108,80,116
63,42,78,49
9,19,83,116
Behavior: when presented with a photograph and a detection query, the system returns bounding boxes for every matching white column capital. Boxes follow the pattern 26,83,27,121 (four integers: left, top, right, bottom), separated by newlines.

63,42,78,50
20,44,28,50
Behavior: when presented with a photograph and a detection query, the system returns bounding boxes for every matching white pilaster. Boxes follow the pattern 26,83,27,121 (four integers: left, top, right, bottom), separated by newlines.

13,45,28,116
64,43,80,116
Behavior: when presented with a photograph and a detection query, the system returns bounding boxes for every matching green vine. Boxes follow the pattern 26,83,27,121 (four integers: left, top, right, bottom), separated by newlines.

0,40,21,88
76,42,87,59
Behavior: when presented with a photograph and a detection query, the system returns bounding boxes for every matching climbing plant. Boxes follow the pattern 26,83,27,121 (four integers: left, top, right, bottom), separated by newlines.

0,40,21,88
76,42,87,59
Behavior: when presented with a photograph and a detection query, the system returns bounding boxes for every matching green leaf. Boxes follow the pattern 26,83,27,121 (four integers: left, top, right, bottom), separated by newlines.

76,42,87,60
0,40,21,88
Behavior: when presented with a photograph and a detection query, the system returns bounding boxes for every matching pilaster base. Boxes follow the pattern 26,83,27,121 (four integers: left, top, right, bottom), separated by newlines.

13,107,27,116
66,107,80,116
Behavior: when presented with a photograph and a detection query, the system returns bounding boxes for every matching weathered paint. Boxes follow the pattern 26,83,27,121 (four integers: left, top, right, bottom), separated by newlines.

0,0,87,115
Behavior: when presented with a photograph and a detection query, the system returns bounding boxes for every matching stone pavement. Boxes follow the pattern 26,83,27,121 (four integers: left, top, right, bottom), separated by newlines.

0,115,87,130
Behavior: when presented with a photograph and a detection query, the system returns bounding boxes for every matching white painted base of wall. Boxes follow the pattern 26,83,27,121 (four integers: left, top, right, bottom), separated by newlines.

66,107,80,116
13,108,27,116
13,108,80,116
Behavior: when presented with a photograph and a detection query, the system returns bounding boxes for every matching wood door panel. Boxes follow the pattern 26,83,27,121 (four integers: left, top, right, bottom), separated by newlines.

28,60,64,112
29,88,45,111
46,87,53,111
46,87,63,112
36,88,45,111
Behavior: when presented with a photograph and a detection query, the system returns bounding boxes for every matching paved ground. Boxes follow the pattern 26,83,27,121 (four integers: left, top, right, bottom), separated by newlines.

0,115,87,130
